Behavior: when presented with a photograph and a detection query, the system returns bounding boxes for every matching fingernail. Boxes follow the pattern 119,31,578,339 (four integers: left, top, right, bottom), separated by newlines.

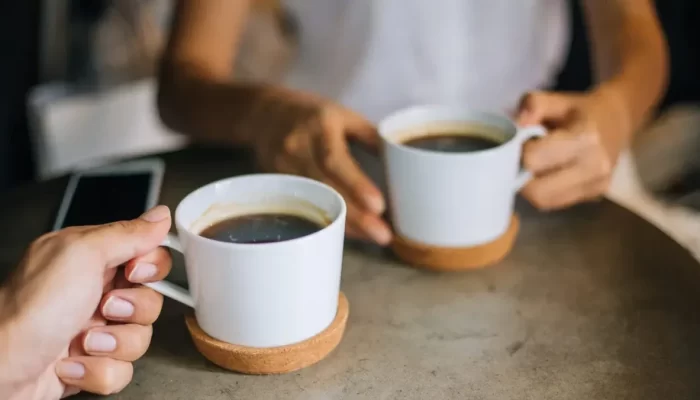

56,361,85,379
129,262,158,282
103,297,134,318
140,205,170,222
84,331,117,353
372,227,393,246
366,195,385,215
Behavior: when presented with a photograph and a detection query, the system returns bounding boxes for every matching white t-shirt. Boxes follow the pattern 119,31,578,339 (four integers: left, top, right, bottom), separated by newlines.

283,0,570,122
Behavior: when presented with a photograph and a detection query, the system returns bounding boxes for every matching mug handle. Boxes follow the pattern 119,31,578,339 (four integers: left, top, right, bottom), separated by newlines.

143,233,195,308
513,125,547,192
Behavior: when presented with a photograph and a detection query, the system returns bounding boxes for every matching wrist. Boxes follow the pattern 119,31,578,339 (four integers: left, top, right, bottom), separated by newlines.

591,71,663,134
0,311,18,393
589,82,635,136
0,287,30,395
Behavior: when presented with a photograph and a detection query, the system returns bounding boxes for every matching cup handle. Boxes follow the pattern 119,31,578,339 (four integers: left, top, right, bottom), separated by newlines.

143,233,195,308
513,125,547,192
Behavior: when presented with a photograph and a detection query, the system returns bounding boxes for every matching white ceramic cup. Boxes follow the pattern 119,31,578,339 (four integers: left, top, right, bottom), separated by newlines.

144,174,347,348
379,105,546,248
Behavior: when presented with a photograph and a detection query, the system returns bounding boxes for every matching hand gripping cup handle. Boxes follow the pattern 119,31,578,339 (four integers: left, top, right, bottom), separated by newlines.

143,234,195,308
513,125,547,191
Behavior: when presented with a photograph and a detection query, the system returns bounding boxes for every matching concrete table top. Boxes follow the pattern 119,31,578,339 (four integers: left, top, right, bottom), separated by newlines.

2,146,700,399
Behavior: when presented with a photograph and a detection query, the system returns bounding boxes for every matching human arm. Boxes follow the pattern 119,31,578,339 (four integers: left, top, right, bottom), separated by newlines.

158,0,331,146
158,0,256,145
582,0,668,132
0,207,172,399
517,0,668,209
158,0,391,244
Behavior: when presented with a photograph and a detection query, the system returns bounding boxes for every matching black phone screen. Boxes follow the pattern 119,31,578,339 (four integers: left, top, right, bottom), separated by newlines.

59,173,153,228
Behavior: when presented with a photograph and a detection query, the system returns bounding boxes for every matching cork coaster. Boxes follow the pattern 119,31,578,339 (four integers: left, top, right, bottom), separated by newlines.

391,214,520,271
185,292,349,375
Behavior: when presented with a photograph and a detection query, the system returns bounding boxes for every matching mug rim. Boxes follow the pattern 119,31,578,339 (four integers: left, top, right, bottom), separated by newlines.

174,174,347,250
379,105,520,159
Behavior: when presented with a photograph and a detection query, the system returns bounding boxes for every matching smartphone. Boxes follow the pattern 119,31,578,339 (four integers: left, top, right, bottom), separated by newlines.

53,159,165,231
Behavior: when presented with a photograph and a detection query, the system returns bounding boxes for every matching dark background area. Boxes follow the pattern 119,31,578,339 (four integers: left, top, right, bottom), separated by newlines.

0,0,698,193
554,0,700,106
0,0,41,192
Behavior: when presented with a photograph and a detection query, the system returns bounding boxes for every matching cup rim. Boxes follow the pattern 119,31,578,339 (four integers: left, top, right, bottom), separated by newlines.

379,105,520,159
174,174,347,250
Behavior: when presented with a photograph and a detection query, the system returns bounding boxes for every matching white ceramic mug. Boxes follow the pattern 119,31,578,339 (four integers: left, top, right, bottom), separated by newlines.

145,174,347,348
379,105,546,248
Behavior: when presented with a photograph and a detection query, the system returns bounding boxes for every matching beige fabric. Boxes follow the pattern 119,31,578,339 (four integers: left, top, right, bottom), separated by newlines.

608,105,700,260
88,0,296,87
631,105,700,192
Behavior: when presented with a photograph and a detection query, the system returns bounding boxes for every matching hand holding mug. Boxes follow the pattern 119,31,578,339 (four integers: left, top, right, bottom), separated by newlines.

517,89,631,210
380,106,545,248
251,91,391,245
144,175,347,350
0,206,172,399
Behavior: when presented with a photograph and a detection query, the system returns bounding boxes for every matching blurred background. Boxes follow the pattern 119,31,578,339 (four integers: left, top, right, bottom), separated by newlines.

1,0,699,249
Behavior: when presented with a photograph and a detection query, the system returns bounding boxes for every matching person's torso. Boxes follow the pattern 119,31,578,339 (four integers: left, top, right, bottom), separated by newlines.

282,0,570,122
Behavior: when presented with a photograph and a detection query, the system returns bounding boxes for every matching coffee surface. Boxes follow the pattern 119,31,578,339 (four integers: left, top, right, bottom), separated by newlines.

200,213,324,244
402,133,501,153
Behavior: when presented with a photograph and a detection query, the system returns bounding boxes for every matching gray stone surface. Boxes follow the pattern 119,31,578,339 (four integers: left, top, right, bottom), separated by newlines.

2,147,700,399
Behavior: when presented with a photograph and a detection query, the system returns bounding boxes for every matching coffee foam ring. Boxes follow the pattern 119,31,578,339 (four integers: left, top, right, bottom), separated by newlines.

391,214,520,271
185,292,349,375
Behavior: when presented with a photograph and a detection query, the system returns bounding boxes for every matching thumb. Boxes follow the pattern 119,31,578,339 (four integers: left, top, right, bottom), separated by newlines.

516,91,578,126
83,205,172,269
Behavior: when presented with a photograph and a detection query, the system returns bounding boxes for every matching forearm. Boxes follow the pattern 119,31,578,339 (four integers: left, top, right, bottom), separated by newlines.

0,291,9,390
157,64,263,146
0,288,23,396
584,0,669,131
157,64,321,146
0,277,58,399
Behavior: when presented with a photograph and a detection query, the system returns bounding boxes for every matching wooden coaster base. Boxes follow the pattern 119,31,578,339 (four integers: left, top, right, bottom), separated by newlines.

391,215,520,271
185,292,349,375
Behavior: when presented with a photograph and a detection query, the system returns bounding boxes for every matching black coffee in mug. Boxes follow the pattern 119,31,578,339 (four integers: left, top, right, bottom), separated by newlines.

200,212,325,244
402,132,502,153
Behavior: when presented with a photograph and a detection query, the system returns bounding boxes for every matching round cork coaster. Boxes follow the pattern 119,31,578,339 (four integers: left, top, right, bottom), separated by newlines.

391,214,520,271
185,292,349,375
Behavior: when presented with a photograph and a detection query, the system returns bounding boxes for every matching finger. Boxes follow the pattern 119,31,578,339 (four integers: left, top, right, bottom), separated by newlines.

82,205,172,269
339,107,381,152
70,312,108,357
311,109,386,215
547,179,609,210
523,160,609,210
345,201,393,246
526,177,609,211
322,176,392,245
522,129,594,174
124,247,173,284
114,268,132,290
304,162,392,245
56,357,133,396
101,287,163,325
517,91,579,126
82,324,153,362
273,130,314,178
103,268,117,292
344,224,365,241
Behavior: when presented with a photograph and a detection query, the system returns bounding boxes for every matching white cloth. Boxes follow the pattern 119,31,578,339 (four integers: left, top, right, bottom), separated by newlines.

28,80,187,179
283,0,570,122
